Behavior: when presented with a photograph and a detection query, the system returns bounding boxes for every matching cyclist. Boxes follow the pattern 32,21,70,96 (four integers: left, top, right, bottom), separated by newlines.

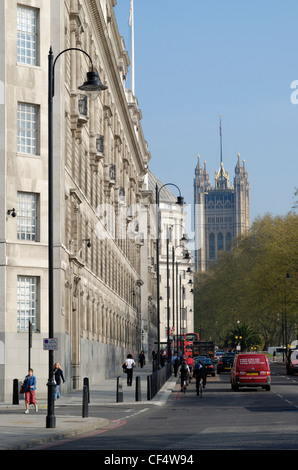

186,355,194,380
180,360,190,392
193,361,206,396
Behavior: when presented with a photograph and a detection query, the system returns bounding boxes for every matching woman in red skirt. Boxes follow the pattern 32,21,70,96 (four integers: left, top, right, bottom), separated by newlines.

23,368,38,414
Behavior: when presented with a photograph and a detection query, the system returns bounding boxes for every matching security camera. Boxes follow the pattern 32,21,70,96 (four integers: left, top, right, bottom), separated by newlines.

7,208,17,218
83,238,91,248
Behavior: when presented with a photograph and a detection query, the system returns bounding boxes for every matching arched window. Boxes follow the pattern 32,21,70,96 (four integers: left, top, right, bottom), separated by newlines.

209,233,215,259
217,233,223,252
226,233,232,252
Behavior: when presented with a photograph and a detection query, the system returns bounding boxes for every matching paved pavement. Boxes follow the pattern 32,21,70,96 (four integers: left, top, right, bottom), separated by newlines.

0,364,178,450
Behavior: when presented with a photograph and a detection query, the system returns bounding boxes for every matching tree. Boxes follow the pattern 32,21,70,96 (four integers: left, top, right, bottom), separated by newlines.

224,324,260,351
194,213,298,350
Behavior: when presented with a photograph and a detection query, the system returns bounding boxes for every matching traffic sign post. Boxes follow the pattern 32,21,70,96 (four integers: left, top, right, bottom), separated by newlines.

43,338,58,351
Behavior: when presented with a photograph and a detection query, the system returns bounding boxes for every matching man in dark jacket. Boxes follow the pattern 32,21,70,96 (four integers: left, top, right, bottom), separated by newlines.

193,361,206,395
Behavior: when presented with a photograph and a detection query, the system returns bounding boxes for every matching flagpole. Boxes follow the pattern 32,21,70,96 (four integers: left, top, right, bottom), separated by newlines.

129,0,135,94
219,114,223,165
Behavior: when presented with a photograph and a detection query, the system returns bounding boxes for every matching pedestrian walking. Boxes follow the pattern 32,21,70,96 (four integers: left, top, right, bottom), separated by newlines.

22,368,38,414
273,350,276,362
53,362,65,400
139,351,145,368
173,356,180,377
124,354,135,386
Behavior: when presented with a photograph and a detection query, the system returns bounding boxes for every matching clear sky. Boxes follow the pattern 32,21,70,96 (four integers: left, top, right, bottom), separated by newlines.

114,0,298,223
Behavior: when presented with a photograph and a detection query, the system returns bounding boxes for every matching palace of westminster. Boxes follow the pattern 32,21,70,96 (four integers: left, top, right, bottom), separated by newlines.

0,0,249,401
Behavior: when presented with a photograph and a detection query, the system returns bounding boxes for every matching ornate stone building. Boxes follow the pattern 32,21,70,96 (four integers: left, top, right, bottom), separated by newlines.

194,154,250,271
148,171,194,352
0,0,155,401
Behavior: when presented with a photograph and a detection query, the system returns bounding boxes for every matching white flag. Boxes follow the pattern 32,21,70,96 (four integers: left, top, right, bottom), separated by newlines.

129,0,133,27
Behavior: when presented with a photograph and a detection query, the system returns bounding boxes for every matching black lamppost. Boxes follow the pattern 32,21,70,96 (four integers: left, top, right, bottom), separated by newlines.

47,46,107,429
155,183,184,368
179,250,192,356
172,241,188,355
284,271,292,357
166,227,187,361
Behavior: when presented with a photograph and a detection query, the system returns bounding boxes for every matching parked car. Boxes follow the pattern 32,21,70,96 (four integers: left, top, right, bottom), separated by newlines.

217,353,235,374
230,353,271,391
193,356,215,376
287,350,298,375
215,350,225,359
214,350,225,365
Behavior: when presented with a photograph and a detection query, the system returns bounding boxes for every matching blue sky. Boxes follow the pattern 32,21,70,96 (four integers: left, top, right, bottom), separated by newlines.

114,0,298,223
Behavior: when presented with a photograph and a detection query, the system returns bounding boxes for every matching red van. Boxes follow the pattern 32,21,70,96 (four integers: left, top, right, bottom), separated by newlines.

230,353,271,391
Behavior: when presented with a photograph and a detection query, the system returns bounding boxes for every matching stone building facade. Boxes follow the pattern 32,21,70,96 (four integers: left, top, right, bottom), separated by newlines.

0,0,156,401
148,171,194,353
194,154,250,272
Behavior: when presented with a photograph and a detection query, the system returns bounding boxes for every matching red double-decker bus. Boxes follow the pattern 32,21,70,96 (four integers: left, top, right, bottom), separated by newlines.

184,333,199,359
184,333,199,343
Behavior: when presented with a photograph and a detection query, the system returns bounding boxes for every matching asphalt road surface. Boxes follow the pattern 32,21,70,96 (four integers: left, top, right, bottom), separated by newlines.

33,362,298,452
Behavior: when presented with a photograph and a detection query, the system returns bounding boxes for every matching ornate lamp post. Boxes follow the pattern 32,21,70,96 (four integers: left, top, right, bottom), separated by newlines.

155,183,184,368
47,46,107,428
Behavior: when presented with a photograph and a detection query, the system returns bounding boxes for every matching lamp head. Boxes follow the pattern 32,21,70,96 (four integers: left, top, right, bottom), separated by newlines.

176,195,184,206
78,71,108,101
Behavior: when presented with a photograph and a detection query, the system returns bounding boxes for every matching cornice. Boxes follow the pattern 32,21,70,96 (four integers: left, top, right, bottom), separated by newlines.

87,0,147,175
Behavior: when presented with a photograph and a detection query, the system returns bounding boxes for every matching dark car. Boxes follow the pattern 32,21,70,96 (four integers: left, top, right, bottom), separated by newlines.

217,353,236,374
194,356,215,376
287,350,298,375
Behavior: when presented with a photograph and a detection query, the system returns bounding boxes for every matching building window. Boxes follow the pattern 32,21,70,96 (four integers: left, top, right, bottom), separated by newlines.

17,5,39,66
96,135,104,154
17,192,39,241
17,276,39,332
209,233,215,259
17,103,39,155
78,94,88,116
217,233,224,252
226,233,232,252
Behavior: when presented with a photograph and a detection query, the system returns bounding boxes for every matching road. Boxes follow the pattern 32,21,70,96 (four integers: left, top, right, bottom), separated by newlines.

33,362,298,452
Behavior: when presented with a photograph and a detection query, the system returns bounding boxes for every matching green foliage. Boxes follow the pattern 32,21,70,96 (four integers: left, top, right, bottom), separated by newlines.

224,324,260,351
194,213,298,350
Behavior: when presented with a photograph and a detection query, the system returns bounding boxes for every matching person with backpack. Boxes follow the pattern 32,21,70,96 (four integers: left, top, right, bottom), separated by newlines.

180,361,190,392
193,361,206,395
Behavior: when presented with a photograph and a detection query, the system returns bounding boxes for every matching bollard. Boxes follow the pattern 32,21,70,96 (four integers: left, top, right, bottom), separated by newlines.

82,385,89,417
147,375,151,400
13,379,19,405
83,377,90,403
116,376,123,402
135,376,141,401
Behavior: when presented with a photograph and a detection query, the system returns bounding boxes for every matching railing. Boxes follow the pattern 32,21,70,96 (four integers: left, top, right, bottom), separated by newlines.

147,363,172,400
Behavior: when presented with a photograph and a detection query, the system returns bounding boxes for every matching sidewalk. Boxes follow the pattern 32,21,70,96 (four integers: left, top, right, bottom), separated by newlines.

0,364,178,450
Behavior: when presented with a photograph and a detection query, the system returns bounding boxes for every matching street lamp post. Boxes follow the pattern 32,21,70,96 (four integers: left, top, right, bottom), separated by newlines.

172,241,188,356
166,234,170,361
155,183,183,368
47,46,107,429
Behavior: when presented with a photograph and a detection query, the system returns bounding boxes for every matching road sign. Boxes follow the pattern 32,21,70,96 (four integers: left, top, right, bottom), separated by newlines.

43,338,58,350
